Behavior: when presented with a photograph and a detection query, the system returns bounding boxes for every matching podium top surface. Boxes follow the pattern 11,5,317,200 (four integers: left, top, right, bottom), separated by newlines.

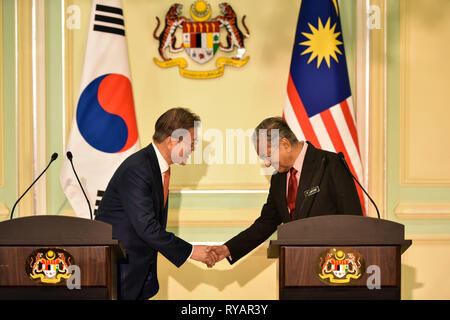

0,216,123,251
268,215,412,257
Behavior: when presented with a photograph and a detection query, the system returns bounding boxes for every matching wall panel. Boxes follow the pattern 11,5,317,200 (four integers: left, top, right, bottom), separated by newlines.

0,0,3,188
387,0,450,232
386,0,450,299
399,0,450,186
0,0,18,220
16,1,34,217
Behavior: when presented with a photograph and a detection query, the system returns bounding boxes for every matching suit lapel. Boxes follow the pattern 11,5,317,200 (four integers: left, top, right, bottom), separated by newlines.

145,143,164,216
294,142,320,220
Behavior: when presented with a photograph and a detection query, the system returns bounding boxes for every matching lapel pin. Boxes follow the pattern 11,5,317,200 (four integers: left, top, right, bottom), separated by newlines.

304,186,320,197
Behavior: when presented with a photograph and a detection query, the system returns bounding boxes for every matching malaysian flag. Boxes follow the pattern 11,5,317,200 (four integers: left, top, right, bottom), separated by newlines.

283,0,366,214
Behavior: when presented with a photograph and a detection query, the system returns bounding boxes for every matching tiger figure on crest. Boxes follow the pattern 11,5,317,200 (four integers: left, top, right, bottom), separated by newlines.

214,3,250,60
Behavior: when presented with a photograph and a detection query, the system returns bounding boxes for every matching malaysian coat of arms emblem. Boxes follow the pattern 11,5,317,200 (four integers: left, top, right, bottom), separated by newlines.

25,248,74,284
316,248,365,284
153,1,250,79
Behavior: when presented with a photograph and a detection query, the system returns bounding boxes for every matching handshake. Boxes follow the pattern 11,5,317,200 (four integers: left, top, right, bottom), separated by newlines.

190,245,231,268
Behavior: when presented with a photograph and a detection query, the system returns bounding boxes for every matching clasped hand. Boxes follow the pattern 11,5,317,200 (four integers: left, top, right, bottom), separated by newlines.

190,245,231,268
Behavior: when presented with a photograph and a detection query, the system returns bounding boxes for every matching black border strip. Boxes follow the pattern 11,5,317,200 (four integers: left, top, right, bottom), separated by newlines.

96,4,123,15
93,24,125,36
95,14,124,26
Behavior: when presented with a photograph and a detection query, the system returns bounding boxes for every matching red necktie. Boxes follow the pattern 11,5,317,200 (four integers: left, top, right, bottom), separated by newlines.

163,167,170,207
287,167,298,221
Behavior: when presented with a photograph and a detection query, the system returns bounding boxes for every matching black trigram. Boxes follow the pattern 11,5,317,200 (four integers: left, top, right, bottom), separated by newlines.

94,190,105,216
93,4,125,36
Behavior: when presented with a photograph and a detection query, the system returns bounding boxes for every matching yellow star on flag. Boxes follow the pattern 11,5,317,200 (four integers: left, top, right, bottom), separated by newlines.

299,17,343,68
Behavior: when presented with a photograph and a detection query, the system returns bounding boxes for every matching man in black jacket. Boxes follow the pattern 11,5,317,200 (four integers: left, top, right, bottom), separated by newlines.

208,117,363,264
96,108,215,300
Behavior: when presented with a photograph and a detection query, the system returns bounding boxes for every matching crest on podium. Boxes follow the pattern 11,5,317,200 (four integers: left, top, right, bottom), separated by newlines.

316,248,365,285
25,248,74,284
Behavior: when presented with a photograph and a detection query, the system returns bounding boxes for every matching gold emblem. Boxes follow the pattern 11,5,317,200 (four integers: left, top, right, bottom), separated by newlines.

153,1,250,79
316,248,365,284
190,0,212,21
25,248,74,284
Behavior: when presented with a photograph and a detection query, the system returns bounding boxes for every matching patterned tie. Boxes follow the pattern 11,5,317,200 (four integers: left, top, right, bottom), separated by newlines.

163,167,170,207
287,167,298,221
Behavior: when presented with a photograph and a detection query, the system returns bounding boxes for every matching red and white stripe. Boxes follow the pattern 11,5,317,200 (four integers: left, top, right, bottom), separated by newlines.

283,75,366,214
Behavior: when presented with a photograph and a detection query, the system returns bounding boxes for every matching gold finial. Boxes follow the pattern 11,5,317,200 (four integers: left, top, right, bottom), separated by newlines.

190,0,212,22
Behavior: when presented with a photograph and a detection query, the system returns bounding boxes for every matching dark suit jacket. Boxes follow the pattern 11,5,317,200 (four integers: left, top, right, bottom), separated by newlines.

95,143,192,300
225,142,363,264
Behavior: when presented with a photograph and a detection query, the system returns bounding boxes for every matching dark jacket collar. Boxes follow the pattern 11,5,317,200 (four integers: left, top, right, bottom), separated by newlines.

143,143,165,209
294,141,323,219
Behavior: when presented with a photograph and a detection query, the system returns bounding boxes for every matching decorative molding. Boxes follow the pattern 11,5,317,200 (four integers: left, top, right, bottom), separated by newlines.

399,0,450,186
404,234,450,242
355,0,370,214
171,183,270,191
167,208,260,227
0,1,4,188
60,208,261,225
64,0,75,146
171,189,268,194
17,0,35,217
399,0,409,186
395,202,450,219
34,0,48,215
368,0,386,219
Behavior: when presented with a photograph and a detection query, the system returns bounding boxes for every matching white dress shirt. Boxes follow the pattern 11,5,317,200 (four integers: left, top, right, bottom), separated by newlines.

152,143,193,261
152,143,169,187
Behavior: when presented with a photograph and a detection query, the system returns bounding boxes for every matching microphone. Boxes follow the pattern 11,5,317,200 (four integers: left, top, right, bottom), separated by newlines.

10,153,59,220
337,152,380,219
66,151,93,220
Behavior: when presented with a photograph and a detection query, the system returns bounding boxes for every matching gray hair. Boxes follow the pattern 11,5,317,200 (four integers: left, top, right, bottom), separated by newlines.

253,117,298,146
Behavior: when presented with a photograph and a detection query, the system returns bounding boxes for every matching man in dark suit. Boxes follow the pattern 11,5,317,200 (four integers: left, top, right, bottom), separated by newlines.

96,108,215,300
208,117,363,264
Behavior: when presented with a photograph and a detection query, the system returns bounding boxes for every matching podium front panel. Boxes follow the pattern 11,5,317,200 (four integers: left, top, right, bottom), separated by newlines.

0,246,116,299
279,245,401,300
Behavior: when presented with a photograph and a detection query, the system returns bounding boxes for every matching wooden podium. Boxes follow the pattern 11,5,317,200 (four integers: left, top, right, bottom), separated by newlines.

268,215,412,300
0,216,125,300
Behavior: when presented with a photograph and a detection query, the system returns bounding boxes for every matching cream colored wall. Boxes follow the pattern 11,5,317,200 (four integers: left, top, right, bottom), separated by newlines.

153,244,278,300
387,0,450,299
2,0,450,300
154,0,450,300
0,1,6,221
398,0,450,186
0,0,3,189
401,236,450,300
66,0,303,191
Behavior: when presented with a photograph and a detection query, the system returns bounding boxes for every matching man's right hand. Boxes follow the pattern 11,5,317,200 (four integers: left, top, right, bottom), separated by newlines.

190,245,218,268
206,245,231,262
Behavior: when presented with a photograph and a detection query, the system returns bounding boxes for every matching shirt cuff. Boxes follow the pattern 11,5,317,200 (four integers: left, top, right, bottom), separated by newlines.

184,244,194,263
